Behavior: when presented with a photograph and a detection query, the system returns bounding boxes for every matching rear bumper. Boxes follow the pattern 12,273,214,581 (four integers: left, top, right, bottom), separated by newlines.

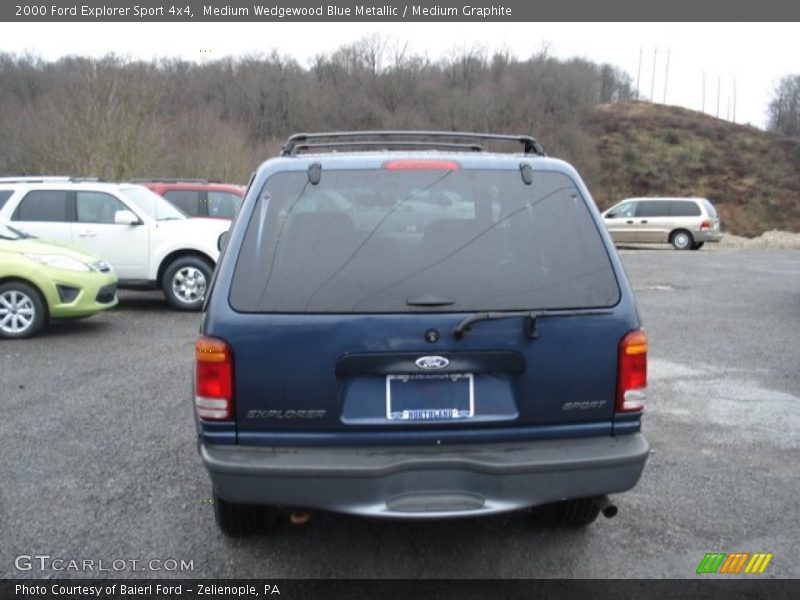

695,230,723,242
201,433,649,518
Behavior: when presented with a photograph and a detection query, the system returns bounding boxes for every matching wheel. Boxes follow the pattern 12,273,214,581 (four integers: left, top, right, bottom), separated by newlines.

161,256,213,311
213,493,278,536
670,230,694,250
691,241,705,250
530,499,600,527
0,281,47,339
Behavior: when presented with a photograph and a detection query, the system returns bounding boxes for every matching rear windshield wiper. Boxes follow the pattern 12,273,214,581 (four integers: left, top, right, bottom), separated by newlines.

452,308,614,340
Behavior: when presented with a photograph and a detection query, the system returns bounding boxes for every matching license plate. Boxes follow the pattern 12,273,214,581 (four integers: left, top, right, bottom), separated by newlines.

386,373,474,421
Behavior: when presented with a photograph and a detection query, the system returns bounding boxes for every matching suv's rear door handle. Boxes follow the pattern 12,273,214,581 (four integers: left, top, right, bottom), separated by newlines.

77,229,97,237
640,220,648,224
626,220,634,224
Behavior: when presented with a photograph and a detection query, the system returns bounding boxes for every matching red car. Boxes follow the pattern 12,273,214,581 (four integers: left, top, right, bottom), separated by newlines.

135,179,245,219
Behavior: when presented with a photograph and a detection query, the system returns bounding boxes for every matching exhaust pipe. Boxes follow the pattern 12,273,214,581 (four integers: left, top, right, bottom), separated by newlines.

289,510,311,525
593,496,618,519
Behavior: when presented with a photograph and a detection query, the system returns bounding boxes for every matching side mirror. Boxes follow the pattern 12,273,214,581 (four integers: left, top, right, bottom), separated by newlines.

604,212,615,219
114,210,141,225
217,231,229,252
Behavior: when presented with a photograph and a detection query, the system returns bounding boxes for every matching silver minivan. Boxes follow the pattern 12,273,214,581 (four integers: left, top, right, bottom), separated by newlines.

602,197,722,250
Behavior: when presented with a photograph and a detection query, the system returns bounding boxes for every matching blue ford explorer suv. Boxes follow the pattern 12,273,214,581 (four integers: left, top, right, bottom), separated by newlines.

194,131,649,535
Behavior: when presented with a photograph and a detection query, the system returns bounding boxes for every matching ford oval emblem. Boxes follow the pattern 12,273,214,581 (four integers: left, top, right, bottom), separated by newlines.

415,356,450,370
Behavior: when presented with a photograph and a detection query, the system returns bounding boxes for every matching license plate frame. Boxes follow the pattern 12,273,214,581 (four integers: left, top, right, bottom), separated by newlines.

385,373,475,421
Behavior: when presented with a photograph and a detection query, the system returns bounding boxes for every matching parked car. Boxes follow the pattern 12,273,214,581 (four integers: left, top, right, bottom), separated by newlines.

0,179,229,310
0,223,117,339
194,131,650,535
602,197,722,250
134,179,245,220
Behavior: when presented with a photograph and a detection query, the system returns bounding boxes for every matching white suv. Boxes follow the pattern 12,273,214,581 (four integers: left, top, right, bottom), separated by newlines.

0,179,230,310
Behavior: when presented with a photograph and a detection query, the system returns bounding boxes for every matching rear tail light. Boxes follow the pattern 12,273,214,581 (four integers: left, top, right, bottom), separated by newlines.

195,336,233,420
700,220,711,230
383,159,460,171
617,330,647,413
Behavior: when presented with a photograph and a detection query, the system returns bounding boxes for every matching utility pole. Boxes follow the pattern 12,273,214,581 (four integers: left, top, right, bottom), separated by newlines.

716,75,721,118
663,48,671,104
733,78,737,122
636,46,642,99
650,48,658,102
702,71,706,113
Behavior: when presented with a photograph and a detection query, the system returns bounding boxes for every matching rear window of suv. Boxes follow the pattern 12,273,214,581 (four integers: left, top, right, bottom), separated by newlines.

230,168,620,313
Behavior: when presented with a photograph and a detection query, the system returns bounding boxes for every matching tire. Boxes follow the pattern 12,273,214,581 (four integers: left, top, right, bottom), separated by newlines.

530,499,600,527
670,230,694,250
213,493,278,537
691,241,705,250
161,256,213,311
0,281,47,339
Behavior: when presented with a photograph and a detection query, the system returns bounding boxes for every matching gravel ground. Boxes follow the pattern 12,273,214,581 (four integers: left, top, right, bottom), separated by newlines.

0,248,798,579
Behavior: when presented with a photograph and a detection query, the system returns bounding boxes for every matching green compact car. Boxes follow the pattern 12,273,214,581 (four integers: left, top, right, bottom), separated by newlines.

0,224,118,339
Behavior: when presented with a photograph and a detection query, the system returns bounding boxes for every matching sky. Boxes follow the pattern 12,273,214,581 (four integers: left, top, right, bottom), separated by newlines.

1,22,796,129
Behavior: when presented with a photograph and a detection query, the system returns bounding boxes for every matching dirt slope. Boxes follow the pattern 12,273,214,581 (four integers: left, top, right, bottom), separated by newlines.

585,102,800,236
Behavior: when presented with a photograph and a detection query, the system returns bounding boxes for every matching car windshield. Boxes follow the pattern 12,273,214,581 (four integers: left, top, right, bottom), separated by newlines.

0,223,31,240
230,168,620,313
121,186,186,221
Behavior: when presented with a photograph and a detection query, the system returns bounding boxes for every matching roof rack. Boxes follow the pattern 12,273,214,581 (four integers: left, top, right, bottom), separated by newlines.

0,176,70,183
292,141,486,155
0,176,106,183
281,131,546,157
130,178,212,184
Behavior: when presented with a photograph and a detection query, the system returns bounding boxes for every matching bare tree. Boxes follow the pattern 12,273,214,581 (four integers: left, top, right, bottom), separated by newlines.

0,40,638,181
768,74,800,136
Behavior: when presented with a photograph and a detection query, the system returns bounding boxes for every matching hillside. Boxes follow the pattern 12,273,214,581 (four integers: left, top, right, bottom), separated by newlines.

585,102,800,236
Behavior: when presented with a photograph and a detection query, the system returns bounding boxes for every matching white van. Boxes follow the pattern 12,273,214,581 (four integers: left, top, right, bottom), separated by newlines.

602,197,722,250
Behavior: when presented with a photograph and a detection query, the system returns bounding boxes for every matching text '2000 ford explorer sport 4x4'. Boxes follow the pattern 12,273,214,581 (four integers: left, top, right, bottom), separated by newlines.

194,131,650,535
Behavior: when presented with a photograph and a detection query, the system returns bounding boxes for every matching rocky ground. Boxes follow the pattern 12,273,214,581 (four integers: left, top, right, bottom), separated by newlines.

719,230,800,250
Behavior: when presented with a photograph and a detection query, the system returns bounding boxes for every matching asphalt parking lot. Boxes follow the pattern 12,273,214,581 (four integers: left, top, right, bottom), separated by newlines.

1,248,798,579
